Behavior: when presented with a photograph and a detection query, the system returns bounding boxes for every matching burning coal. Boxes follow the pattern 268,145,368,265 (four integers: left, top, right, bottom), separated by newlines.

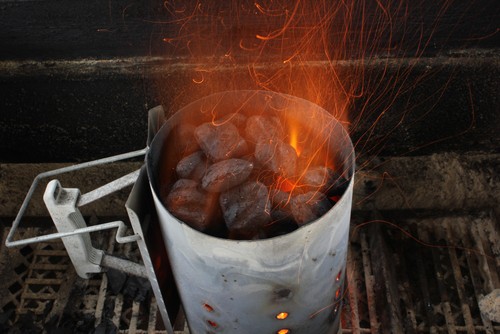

160,104,349,240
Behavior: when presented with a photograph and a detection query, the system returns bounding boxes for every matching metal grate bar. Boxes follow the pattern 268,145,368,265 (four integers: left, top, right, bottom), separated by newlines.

459,221,497,334
412,222,458,333
17,240,69,318
346,247,361,334
419,224,464,334
394,227,419,334
128,301,141,333
443,220,476,334
343,229,368,332
1,212,499,333
363,225,397,332
113,294,125,328
472,219,500,288
148,297,160,334
30,263,68,271
24,278,64,285
94,273,108,327
359,231,380,333
420,227,458,334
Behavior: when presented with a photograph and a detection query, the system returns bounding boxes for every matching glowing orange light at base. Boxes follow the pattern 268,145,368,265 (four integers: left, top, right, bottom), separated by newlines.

276,312,289,320
207,320,218,328
336,270,342,282
203,303,214,312
277,176,296,193
335,288,341,299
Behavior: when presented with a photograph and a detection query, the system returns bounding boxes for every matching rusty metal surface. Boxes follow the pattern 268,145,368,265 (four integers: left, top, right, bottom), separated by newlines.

0,210,498,333
343,211,500,334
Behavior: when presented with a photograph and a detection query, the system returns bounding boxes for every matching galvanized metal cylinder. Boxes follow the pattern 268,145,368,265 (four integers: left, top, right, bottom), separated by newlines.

147,91,355,334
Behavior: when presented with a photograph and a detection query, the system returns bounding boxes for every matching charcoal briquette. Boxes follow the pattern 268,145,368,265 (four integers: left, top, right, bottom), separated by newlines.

255,140,297,178
300,165,349,197
245,115,284,143
176,151,209,181
195,122,248,161
164,179,221,231
291,191,332,226
122,275,151,302
202,159,254,192
105,268,127,295
219,181,271,233
269,188,292,208
174,123,200,155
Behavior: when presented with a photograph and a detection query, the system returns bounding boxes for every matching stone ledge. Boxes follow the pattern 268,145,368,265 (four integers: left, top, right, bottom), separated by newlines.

0,53,499,162
1,152,498,219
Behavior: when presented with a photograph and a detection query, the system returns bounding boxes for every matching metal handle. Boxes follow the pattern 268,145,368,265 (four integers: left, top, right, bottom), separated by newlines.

5,148,147,248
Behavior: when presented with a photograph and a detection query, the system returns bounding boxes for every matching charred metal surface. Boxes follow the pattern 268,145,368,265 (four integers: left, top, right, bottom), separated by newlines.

368,224,404,333
1,210,498,333
344,210,500,333
356,152,500,211
0,223,185,333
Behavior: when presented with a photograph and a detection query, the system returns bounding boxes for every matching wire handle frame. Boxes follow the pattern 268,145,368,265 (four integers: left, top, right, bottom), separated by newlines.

5,148,148,248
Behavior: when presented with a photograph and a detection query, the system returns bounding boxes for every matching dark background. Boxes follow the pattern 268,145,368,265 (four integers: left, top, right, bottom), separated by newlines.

0,0,498,162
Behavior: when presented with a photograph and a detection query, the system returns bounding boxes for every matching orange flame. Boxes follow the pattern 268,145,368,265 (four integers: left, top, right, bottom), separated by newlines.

277,176,295,193
289,125,300,156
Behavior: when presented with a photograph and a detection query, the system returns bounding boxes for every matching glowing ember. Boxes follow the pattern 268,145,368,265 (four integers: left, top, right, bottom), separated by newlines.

276,312,289,320
207,320,218,328
255,140,297,179
335,288,341,299
161,108,350,239
277,329,290,334
277,176,295,193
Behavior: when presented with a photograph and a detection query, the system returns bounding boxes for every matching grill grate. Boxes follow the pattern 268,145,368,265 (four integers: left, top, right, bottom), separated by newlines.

1,211,498,333
344,211,500,334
